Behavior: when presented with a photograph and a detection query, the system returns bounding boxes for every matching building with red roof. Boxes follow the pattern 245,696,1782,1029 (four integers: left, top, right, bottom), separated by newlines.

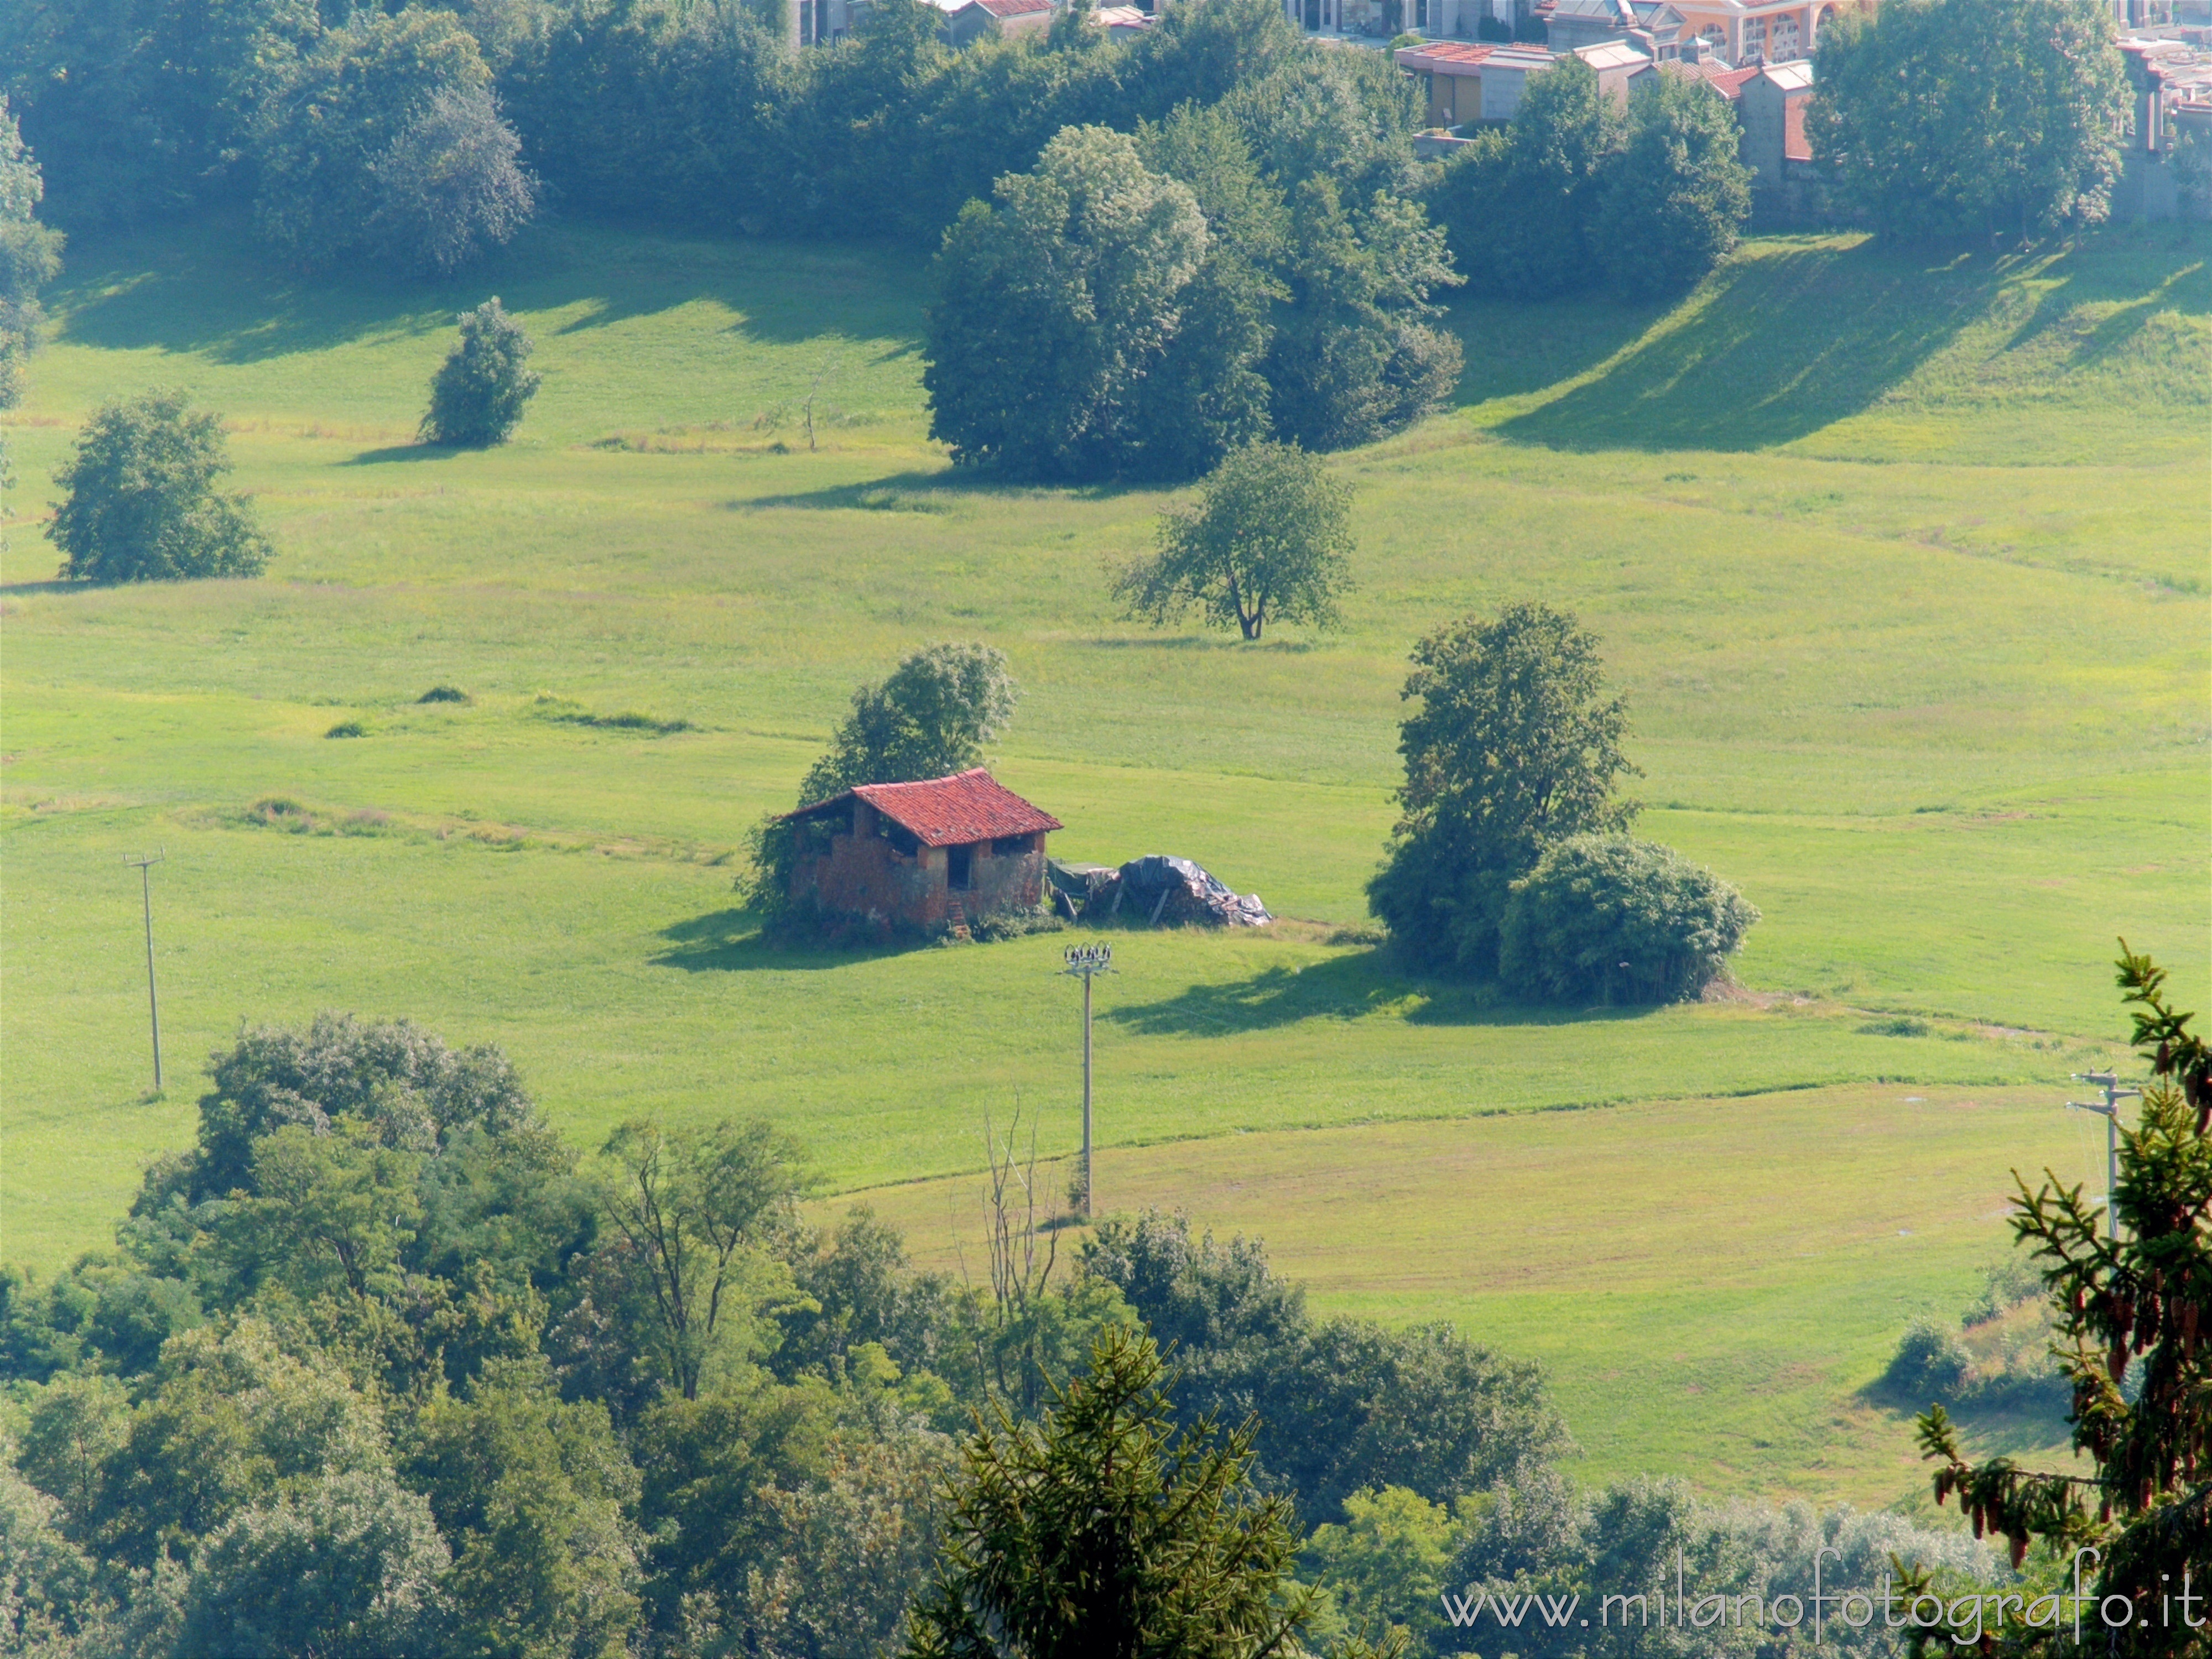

780,769,1063,933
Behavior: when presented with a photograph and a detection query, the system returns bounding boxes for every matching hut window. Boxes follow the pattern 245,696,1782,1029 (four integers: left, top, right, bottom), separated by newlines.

947,844,974,890
992,834,1030,857
884,823,920,858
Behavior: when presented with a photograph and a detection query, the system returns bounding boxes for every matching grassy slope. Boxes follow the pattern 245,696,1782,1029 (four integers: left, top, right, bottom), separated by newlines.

2,217,2205,1500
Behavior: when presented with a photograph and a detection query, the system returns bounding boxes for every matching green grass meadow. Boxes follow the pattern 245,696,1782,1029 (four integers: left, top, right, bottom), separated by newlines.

3,215,2205,1502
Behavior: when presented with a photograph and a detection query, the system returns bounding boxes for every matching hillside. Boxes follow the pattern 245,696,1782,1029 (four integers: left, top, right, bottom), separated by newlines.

2,215,2204,1499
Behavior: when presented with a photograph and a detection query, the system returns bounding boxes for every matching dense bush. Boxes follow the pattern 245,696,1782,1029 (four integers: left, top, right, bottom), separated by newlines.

50,391,270,584
1883,1314,1975,1402
420,299,540,447
1809,0,2127,239
1497,833,1759,1003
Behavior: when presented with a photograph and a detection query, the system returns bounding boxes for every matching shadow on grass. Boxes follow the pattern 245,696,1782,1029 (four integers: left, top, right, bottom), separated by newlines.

741,466,1156,513
650,906,912,973
1488,237,2037,452
0,579,76,597
50,218,926,366
341,444,456,466
1104,948,1662,1037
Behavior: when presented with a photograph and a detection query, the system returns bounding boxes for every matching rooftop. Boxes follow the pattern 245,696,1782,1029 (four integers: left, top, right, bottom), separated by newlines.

1666,59,1758,93
1760,58,1815,90
1395,40,1504,71
788,769,1064,848
1576,38,1653,68
965,0,1055,15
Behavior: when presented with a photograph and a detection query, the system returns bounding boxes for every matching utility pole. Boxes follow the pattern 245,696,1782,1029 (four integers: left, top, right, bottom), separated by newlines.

123,851,167,1091
2067,1071,2140,1241
1059,943,1113,1221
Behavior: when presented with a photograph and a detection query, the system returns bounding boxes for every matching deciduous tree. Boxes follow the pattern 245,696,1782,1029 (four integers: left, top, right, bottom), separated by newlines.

1367,603,1640,975
0,96,63,410
1595,72,1751,294
1808,0,2127,240
1114,440,1354,641
50,390,269,584
420,298,540,448
924,125,1211,480
597,1118,810,1400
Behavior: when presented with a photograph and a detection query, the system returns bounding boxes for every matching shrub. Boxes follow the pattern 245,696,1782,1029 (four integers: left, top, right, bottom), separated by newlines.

1884,1315,1972,1401
420,299,539,448
324,720,367,739
416,685,471,704
50,390,270,583
1497,834,1758,1004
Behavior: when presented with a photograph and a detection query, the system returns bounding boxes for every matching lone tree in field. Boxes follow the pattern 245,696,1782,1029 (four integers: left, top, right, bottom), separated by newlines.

1367,603,1639,975
748,643,1021,915
1113,441,1354,641
905,1327,1333,1659
420,298,539,448
51,390,270,584
1809,0,2127,239
1915,945,2210,1656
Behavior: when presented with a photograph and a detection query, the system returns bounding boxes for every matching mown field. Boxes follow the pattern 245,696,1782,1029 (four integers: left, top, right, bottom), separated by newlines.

2,215,2205,1501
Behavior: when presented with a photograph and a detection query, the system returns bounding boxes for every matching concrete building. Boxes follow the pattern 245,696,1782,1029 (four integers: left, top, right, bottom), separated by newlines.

1396,36,1651,124
781,769,1062,935
1737,58,1814,189
2116,35,2212,220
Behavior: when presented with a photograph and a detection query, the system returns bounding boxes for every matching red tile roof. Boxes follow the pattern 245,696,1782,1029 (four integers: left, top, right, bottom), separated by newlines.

1665,60,1758,96
788,768,1063,847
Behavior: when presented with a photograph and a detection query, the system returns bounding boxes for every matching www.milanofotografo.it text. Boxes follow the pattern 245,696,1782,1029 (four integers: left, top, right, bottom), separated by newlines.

1438,1548,2208,1646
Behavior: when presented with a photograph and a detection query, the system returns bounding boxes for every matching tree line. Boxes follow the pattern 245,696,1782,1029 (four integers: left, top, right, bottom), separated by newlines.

1,1010,2010,1657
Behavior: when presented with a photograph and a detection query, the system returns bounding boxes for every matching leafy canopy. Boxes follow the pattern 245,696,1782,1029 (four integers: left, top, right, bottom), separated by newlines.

904,1326,1329,1659
50,390,270,585
0,94,64,410
1115,441,1355,641
1367,603,1640,975
924,125,1211,481
421,298,540,448
799,641,1022,806
1808,0,2127,239
1594,72,1751,294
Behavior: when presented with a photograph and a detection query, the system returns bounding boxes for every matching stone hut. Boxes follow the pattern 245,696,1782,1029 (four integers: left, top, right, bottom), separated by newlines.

780,769,1063,933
